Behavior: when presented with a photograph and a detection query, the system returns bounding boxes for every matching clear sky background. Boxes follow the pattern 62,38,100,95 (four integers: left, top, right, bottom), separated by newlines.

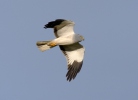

0,0,138,100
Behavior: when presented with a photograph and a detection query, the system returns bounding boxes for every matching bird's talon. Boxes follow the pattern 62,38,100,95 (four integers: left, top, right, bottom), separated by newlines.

48,42,57,47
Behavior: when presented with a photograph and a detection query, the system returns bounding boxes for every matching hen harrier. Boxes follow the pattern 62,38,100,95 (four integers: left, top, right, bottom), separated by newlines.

36,19,85,81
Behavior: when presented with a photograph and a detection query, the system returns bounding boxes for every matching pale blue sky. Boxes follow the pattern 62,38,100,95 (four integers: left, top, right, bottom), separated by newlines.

0,0,138,100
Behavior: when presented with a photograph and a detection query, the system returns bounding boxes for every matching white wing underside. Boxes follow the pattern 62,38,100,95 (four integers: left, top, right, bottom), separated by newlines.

59,43,85,81
54,24,75,37
63,44,84,65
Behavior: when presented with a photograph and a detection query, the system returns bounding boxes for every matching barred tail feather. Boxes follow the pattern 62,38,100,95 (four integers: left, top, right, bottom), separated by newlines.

36,41,53,52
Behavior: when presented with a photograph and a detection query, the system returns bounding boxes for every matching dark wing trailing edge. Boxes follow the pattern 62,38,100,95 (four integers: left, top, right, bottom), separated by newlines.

59,43,84,82
66,61,83,82
44,19,65,28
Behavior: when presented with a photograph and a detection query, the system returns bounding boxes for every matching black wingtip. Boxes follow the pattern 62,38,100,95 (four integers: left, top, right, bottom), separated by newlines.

44,19,66,29
66,61,83,82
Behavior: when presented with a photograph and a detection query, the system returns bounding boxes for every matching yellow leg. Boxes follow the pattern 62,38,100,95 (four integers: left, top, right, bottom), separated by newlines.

48,42,57,47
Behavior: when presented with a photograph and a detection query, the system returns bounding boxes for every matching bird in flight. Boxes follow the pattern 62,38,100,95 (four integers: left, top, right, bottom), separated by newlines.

36,19,85,81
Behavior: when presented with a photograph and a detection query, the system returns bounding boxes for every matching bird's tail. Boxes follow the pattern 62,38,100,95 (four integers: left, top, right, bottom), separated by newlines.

36,41,56,52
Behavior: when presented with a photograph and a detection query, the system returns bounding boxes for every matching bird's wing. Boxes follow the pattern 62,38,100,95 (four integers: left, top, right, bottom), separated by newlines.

59,43,85,81
44,19,75,37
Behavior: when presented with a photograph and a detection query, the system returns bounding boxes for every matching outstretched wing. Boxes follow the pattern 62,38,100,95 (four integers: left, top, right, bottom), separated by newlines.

44,19,75,37
43,19,85,81
59,43,85,81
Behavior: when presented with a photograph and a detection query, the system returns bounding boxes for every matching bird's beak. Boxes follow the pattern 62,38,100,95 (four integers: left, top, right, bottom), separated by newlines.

81,36,85,41
83,37,84,41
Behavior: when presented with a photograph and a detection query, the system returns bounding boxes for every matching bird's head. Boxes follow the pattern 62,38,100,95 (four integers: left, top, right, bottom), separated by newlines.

76,34,84,41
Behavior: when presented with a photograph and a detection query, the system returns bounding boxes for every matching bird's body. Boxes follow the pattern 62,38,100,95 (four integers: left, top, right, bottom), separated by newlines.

36,19,85,81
